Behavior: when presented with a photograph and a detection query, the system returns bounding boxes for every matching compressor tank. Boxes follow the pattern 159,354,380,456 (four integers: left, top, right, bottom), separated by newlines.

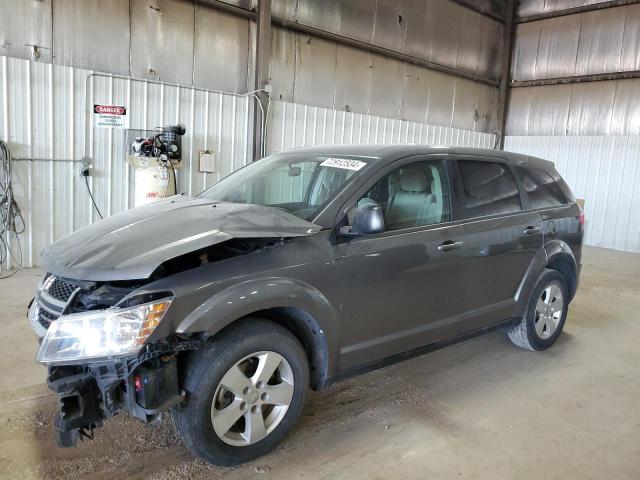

127,156,177,207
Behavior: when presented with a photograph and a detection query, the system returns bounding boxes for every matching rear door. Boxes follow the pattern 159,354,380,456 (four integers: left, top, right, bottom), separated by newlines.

514,165,583,261
444,157,544,333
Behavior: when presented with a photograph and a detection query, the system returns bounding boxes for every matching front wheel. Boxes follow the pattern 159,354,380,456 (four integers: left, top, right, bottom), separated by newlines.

172,319,309,466
507,268,569,351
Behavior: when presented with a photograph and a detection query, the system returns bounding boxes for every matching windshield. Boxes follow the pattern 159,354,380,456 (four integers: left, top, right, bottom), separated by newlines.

198,153,371,220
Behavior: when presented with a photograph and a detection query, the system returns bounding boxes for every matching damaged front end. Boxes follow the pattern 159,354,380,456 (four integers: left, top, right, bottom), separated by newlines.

29,238,290,447
29,198,323,448
28,265,203,447
46,341,198,447
29,273,199,447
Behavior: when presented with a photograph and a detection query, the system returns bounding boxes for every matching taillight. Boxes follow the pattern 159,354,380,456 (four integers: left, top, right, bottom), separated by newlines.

579,211,585,227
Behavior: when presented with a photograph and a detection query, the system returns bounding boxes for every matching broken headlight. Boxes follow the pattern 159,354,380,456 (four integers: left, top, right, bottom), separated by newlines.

36,298,172,365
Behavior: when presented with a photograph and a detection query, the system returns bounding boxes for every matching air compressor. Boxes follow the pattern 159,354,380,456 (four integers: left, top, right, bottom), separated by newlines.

127,124,186,207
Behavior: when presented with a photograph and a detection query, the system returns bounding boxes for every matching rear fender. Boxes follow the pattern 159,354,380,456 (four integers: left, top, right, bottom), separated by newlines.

514,240,577,317
545,239,577,266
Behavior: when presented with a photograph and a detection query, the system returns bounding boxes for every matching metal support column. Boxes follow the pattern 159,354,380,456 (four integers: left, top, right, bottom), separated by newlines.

253,0,272,161
497,0,515,149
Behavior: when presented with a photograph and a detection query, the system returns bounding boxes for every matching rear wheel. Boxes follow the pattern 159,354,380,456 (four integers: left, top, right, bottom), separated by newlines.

507,268,569,351
172,319,309,466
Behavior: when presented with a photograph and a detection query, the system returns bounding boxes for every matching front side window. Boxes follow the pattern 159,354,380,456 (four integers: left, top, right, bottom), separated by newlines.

516,166,568,208
356,160,451,231
458,160,521,218
199,154,370,221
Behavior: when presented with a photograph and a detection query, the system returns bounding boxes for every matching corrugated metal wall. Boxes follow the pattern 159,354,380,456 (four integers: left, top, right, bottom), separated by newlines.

507,79,640,136
0,0,253,92
266,100,496,153
269,0,503,133
271,28,500,133
506,136,640,253
0,0,502,134
272,0,505,81
507,3,640,253
0,55,253,268
508,3,640,136
512,4,640,82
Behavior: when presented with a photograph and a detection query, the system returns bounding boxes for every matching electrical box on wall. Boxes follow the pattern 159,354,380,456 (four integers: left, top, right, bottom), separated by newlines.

199,151,216,173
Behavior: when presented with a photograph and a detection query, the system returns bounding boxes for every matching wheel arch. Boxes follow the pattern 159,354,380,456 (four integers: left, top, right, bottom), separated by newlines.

546,247,578,301
515,240,578,316
242,307,330,390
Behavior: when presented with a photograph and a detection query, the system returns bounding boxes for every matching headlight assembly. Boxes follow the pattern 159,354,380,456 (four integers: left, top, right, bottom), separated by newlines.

36,298,172,365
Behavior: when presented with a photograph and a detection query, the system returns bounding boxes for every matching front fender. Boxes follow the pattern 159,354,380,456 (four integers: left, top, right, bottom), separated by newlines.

175,277,341,378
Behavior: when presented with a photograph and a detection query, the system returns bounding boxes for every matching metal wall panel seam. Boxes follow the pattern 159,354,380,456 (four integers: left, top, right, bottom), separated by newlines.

107,75,113,217
48,62,54,246
1,57,8,271
125,78,131,209
203,91,210,187
26,60,33,267
88,73,94,226
187,89,194,195
231,94,238,181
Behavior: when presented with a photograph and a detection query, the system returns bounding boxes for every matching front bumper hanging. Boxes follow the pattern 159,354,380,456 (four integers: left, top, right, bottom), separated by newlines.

47,341,199,447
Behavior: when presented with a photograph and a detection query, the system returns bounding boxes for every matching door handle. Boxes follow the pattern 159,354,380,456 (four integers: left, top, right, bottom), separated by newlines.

522,226,541,235
437,241,463,252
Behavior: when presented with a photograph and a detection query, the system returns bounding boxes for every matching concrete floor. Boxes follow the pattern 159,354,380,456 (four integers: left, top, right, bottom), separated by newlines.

0,246,638,479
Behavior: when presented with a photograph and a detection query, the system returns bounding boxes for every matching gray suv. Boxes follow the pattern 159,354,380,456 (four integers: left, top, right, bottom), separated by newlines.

29,145,583,465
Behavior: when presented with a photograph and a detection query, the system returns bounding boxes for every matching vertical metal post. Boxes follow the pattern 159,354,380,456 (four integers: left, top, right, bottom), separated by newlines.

497,0,515,149
253,0,272,161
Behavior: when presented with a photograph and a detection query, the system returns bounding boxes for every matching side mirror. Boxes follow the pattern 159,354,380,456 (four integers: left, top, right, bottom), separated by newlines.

288,166,301,177
339,203,385,238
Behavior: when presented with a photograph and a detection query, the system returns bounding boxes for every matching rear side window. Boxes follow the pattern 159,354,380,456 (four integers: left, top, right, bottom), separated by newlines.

457,160,521,218
516,166,568,208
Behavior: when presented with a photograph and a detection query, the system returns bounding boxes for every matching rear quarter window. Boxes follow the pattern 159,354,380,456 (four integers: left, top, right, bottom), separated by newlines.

516,166,568,209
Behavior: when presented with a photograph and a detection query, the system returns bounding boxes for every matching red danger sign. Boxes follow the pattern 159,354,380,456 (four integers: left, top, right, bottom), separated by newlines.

94,104,128,128
94,105,126,115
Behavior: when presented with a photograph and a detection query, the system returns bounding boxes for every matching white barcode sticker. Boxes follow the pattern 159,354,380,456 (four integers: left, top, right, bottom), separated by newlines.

320,157,367,171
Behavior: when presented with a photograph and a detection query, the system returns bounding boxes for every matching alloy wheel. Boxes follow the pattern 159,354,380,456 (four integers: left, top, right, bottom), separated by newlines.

210,351,294,446
534,282,564,339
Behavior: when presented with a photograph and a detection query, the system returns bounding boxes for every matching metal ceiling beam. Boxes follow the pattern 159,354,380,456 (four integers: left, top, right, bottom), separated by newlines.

448,0,507,23
516,0,640,23
195,0,256,19
497,0,515,149
511,70,640,87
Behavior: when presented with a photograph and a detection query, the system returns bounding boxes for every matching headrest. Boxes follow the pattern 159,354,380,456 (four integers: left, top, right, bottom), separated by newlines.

399,169,429,193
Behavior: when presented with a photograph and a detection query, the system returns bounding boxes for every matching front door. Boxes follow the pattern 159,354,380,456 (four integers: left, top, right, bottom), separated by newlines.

336,157,467,369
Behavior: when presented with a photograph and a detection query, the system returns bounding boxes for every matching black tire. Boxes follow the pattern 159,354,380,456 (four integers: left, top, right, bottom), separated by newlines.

507,268,569,351
171,318,309,466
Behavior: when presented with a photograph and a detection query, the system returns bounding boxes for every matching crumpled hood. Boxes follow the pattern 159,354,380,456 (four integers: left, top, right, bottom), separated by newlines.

40,196,321,281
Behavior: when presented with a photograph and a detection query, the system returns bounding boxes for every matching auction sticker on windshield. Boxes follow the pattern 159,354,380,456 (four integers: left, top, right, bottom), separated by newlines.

320,158,366,171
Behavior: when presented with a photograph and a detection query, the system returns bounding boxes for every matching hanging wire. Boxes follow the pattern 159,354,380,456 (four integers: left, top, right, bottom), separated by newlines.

0,140,25,278
84,174,103,220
